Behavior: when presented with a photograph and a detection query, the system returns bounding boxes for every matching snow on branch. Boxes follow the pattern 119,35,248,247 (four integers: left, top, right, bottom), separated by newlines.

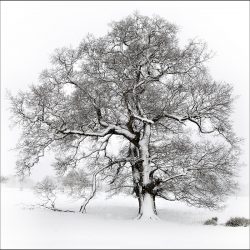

57,125,136,141
132,114,154,124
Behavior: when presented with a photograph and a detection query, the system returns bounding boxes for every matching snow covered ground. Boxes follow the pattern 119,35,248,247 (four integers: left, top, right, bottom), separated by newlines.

1,185,249,249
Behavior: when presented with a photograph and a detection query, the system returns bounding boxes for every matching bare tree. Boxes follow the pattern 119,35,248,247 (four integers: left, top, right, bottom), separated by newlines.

61,169,91,211
34,176,58,210
10,13,240,220
34,176,74,212
0,176,9,184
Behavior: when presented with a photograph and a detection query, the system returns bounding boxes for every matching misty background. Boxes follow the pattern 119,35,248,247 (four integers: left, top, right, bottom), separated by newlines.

1,1,249,195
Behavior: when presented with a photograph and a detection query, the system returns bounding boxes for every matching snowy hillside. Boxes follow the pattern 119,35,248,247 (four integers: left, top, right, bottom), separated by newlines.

1,185,249,249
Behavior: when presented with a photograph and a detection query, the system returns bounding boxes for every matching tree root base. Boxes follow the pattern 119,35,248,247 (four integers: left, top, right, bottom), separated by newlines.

135,213,160,221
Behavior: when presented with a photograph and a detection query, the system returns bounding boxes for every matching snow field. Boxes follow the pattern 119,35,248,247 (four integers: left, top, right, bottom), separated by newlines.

1,186,249,249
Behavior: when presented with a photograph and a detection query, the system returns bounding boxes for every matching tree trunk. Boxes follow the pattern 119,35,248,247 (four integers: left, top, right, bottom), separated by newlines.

135,124,159,220
137,196,142,214
136,192,158,220
130,143,143,216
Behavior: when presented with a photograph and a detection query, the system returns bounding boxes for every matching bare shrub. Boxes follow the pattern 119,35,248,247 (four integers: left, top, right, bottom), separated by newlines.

225,217,250,227
34,176,57,209
204,217,218,226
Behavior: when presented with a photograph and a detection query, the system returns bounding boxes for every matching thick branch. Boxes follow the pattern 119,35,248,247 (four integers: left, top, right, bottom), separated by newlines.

57,125,136,141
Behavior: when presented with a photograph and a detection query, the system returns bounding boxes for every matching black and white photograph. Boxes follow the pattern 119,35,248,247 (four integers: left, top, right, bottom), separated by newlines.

1,1,249,249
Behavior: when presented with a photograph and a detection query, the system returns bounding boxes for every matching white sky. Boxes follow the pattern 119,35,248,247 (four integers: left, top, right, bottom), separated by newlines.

1,1,249,192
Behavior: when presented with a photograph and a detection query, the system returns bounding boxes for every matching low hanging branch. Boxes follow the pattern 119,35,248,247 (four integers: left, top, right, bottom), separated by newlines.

79,165,110,213
79,157,142,213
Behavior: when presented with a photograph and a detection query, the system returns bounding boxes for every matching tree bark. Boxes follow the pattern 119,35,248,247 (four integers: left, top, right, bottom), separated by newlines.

135,124,159,220
136,192,158,220
137,196,142,214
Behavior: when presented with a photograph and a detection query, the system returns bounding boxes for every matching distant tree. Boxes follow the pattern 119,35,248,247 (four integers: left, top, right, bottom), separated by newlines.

34,176,58,210
10,13,240,220
34,176,75,212
0,176,9,184
62,169,90,196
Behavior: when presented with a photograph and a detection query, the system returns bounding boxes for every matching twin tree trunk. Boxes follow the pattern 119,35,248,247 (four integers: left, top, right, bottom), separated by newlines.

131,124,159,220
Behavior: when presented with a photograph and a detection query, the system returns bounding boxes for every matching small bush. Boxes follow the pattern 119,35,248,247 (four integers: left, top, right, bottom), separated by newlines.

204,217,218,226
225,217,250,227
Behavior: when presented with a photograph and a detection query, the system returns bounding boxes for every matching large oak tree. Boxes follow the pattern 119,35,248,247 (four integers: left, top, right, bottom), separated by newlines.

10,13,239,220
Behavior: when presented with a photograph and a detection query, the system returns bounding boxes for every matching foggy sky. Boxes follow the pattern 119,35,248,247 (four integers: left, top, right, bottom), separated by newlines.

1,2,249,193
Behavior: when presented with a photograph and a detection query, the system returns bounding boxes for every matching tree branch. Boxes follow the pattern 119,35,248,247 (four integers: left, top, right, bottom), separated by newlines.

79,158,140,213
132,114,154,124
57,125,136,141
